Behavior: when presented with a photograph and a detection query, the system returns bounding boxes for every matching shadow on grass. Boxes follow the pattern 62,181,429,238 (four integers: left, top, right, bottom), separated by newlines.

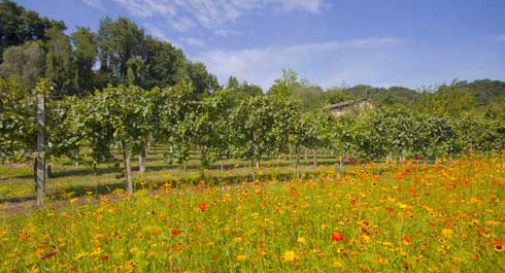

1,159,339,180
0,168,337,204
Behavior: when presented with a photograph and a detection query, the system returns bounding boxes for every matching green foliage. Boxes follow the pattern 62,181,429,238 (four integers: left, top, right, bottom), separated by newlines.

71,27,97,95
45,27,75,96
0,78,77,163
187,62,220,98
229,96,283,162
144,37,187,89
97,17,145,83
70,85,157,163
226,76,263,100
0,41,45,91
0,0,65,61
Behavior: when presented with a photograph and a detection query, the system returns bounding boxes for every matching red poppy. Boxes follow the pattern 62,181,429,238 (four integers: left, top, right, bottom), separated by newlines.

172,229,182,237
331,231,345,242
41,251,57,260
199,202,208,212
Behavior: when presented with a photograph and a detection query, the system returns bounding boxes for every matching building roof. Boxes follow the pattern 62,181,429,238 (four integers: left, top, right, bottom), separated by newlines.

330,97,371,110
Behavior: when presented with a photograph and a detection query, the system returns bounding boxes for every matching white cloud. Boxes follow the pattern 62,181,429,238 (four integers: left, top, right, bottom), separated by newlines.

84,0,327,32
113,0,176,18
277,0,325,13
82,0,103,9
143,24,170,41
196,38,406,89
180,37,206,47
214,28,240,37
171,17,196,32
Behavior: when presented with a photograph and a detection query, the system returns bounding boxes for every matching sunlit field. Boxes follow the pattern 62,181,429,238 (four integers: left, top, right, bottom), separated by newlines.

0,146,338,202
1,156,503,273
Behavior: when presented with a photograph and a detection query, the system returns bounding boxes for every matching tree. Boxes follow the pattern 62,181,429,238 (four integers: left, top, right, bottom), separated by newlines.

71,27,97,95
45,27,75,96
187,62,220,98
226,76,263,100
0,0,64,61
432,82,476,118
268,69,324,111
97,17,145,84
0,41,45,91
144,37,187,89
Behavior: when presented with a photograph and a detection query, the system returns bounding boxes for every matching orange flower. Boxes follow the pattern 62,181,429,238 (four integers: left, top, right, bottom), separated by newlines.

198,202,208,212
19,232,29,241
403,236,412,245
331,232,345,242
492,240,504,252
171,229,182,237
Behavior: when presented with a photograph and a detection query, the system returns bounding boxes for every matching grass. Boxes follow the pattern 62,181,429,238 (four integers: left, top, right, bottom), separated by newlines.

0,156,503,272
0,147,338,202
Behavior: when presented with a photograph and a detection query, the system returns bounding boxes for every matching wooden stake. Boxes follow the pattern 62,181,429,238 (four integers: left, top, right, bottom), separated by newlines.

36,93,45,206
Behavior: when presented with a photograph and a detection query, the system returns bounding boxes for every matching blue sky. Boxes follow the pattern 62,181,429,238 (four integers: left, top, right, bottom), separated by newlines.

15,0,505,90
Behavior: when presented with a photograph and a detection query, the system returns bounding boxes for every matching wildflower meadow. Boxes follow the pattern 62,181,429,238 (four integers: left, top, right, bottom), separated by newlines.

1,156,503,272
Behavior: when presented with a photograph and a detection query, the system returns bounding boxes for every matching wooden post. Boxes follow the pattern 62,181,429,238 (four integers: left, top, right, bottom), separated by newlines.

36,93,45,206
313,149,317,167
138,145,146,175
122,141,133,195
295,145,301,180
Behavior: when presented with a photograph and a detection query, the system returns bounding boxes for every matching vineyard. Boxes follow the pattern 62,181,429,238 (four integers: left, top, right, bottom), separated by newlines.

1,1,505,272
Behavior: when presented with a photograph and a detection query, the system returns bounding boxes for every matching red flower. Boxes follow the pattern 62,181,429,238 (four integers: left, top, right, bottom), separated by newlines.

172,229,182,237
41,251,57,260
403,236,412,245
331,232,345,242
100,255,109,261
199,202,208,212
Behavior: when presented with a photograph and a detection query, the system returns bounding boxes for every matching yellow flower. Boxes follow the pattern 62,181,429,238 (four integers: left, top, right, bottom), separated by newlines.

397,202,408,209
297,237,306,244
485,220,500,227
236,255,247,262
442,228,454,237
222,194,232,202
233,237,244,244
468,197,480,205
360,234,371,243
377,257,389,265
333,259,343,268
282,250,297,263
